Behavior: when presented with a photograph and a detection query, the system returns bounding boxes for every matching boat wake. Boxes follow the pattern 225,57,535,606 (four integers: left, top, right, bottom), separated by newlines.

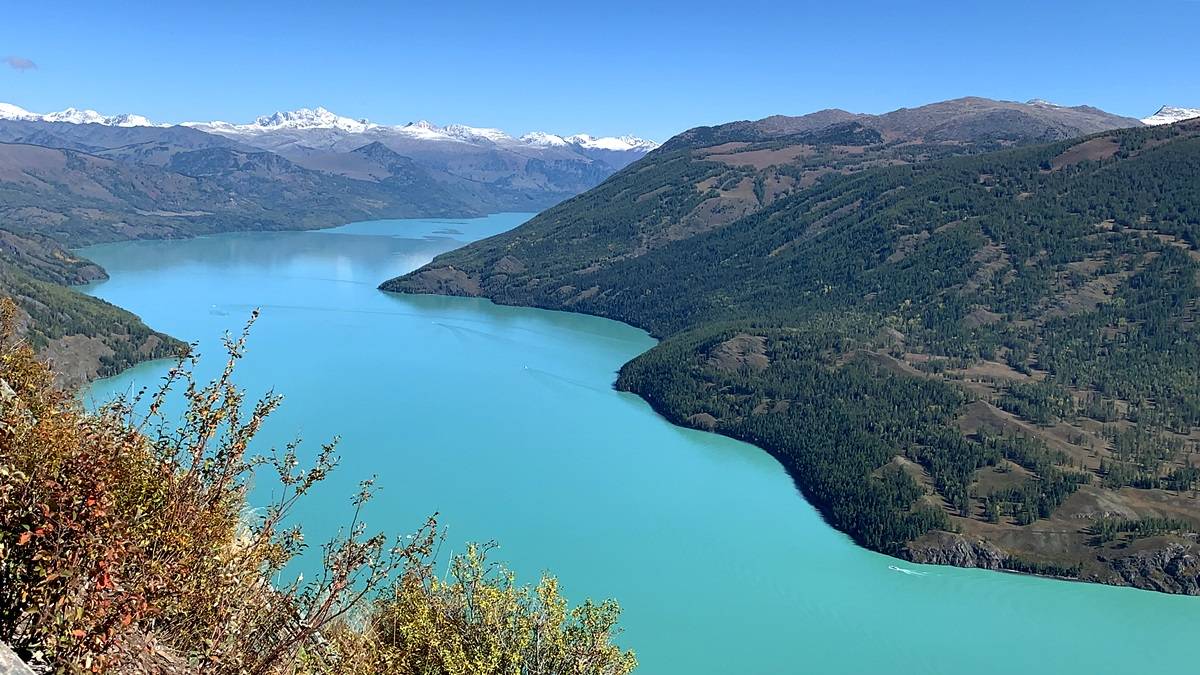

522,365,607,394
889,565,928,576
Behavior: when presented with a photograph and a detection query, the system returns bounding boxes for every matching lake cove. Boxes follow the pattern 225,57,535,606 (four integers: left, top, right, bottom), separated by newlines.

83,213,1199,675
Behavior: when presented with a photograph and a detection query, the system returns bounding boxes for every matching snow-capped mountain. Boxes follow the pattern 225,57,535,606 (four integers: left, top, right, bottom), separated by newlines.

0,103,40,122
0,102,164,127
520,131,567,147
185,107,375,134
564,134,660,152
520,131,659,152
520,131,658,152
441,123,513,144
186,106,658,152
0,101,658,208
395,121,515,144
1141,106,1200,126
1,101,659,155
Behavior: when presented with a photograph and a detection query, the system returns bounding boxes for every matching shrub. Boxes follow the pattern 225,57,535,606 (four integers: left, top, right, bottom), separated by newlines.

0,299,634,674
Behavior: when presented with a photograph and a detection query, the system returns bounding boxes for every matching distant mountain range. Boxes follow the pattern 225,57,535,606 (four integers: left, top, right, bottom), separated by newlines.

0,102,658,155
1,95,1192,386
0,102,659,227
0,101,659,383
0,102,160,128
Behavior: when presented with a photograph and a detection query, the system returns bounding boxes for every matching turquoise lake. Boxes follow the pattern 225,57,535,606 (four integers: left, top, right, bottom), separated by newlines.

82,213,1197,675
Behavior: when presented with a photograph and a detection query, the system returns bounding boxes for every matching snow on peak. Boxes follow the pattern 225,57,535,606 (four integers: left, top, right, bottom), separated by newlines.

0,103,40,121
565,133,659,152
1141,105,1200,126
392,123,655,151
399,120,453,140
250,107,374,133
1026,98,1063,108
185,107,375,134
41,108,110,125
520,131,569,147
395,120,514,144
108,113,158,127
0,102,164,127
443,123,512,143
1,98,664,154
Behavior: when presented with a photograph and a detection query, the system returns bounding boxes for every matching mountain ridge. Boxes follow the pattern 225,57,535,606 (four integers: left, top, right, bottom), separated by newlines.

0,102,660,152
0,100,666,382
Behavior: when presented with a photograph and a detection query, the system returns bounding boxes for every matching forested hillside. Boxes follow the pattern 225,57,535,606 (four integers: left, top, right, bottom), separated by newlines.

387,119,1200,592
0,96,1141,385
0,104,657,381
0,230,182,383
0,141,481,248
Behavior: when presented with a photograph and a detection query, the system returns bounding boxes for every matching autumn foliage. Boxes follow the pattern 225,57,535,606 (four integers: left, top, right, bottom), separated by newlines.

0,298,635,674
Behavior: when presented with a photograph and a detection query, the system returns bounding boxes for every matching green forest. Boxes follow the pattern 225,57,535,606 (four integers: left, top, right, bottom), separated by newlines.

0,234,183,380
388,120,1200,577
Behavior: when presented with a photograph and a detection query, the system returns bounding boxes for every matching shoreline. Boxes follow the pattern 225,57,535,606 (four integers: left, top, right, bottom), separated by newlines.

379,283,1200,597
53,209,522,384
70,215,1199,598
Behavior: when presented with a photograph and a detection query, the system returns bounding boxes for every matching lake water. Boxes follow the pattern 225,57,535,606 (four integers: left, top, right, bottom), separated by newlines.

82,213,1197,675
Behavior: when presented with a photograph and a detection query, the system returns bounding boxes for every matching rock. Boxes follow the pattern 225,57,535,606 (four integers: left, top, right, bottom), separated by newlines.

1,377,16,431
1108,542,1200,595
687,412,718,431
903,531,1008,569
0,643,36,675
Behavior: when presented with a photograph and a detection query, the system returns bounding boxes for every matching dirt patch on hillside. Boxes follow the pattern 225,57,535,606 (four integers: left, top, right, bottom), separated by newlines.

951,359,1033,384
41,334,115,387
658,181,760,244
1050,137,1120,170
706,334,769,373
886,231,931,263
858,350,924,377
972,462,1035,497
393,266,482,297
703,145,813,169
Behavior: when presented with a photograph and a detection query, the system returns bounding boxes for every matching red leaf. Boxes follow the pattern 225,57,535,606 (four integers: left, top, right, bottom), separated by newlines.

17,532,31,546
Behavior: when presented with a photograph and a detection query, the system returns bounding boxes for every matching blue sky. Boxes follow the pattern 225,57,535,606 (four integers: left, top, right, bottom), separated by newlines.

2,1,1197,140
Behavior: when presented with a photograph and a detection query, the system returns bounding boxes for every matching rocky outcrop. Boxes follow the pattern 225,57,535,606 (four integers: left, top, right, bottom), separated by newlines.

686,412,718,431
1108,542,1200,595
0,643,36,675
906,533,1200,595
1,377,16,433
903,531,1008,569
